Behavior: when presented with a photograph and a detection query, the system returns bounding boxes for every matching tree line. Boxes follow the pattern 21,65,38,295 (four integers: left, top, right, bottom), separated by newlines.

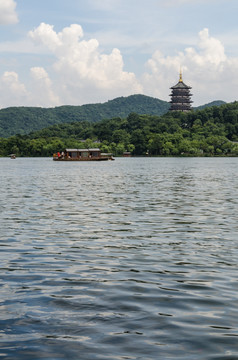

1,101,238,157
0,95,169,138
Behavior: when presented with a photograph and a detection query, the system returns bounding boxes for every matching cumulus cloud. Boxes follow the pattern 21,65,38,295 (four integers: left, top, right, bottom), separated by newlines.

0,0,18,25
0,68,60,108
1,24,237,108
0,71,28,107
28,23,142,105
29,67,60,107
142,28,238,105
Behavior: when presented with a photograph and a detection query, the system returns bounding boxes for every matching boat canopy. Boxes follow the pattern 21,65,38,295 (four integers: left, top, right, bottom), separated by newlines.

65,148,100,152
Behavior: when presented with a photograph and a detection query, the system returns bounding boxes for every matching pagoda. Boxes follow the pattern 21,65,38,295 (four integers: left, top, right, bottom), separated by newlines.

169,70,193,111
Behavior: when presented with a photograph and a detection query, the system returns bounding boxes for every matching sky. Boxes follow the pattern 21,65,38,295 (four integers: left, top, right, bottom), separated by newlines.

0,0,237,108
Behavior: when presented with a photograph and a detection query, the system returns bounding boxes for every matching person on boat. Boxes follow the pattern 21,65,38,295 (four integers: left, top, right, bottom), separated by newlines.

57,151,61,158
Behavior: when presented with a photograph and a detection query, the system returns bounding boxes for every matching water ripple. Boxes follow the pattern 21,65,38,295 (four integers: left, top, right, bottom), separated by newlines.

0,157,238,359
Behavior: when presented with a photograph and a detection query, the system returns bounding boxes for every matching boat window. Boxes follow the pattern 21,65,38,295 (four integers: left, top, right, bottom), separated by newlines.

91,152,99,157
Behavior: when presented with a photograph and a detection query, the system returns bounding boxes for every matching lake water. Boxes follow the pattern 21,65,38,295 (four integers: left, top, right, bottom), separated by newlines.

0,157,238,359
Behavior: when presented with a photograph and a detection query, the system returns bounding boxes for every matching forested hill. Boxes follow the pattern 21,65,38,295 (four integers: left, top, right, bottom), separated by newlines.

0,94,225,138
0,95,169,138
1,100,238,158
196,100,226,110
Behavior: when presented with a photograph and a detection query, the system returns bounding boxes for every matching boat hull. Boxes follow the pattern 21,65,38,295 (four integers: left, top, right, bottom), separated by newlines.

53,157,113,161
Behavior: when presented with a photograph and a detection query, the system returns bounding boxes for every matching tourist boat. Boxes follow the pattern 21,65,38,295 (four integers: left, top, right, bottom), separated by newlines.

53,148,114,161
10,154,16,159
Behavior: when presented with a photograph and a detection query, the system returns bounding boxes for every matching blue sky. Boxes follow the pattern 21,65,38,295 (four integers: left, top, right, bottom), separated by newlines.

0,0,237,108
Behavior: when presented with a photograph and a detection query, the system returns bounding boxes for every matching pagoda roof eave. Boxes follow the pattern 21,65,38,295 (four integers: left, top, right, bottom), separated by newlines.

169,100,193,102
170,81,191,89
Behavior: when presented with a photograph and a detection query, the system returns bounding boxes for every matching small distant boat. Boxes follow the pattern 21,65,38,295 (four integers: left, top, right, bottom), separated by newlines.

53,148,114,161
123,152,131,157
10,154,16,159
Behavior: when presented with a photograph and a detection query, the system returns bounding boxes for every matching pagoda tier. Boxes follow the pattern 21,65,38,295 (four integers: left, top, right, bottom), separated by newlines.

169,71,193,112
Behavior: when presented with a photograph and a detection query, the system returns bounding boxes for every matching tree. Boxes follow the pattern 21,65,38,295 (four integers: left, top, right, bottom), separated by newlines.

147,134,164,155
112,129,130,145
127,143,135,153
10,145,20,156
115,143,125,156
162,141,174,156
130,129,147,155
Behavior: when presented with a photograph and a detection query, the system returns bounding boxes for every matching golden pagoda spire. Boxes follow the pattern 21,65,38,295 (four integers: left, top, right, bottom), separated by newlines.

179,67,183,82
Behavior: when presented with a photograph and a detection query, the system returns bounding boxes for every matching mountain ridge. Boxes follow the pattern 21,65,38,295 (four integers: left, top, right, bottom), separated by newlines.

0,94,226,138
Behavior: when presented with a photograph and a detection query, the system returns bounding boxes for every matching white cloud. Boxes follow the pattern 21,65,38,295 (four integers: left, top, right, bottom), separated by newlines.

28,23,142,105
196,28,227,65
0,71,28,107
0,68,60,108
30,67,60,107
29,23,64,52
142,28,238,105
0,23,237,109
0,0,18,25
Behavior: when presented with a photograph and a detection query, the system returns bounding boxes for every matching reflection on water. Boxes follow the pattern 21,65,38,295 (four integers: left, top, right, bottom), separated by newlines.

0,157,238,359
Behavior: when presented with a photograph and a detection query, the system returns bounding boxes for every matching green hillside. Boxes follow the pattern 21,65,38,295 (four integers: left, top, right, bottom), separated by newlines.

1,101,238,157
196,100,226,110
0,94,227,138
0,95,169,138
